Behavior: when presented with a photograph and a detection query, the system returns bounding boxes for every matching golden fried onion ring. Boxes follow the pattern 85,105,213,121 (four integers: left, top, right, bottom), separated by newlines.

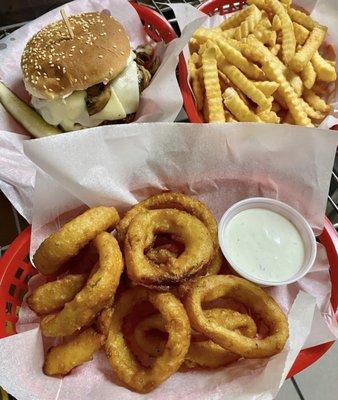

33,206,120,275
185,275,289,358
118,192,222,277
117,192,218,245
43,328,105,376
125,209,214,285
41,232,123,337
133,308,257,369
27,274,87,315
105,287,191,393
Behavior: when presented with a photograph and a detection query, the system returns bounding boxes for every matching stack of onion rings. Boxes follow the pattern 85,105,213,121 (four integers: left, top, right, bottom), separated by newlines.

28,194,289,391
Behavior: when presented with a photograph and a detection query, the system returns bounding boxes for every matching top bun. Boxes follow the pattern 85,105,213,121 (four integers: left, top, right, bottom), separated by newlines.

21,12,131,99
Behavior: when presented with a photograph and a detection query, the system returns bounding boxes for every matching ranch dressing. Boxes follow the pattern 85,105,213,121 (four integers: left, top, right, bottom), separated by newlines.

223,208,305,282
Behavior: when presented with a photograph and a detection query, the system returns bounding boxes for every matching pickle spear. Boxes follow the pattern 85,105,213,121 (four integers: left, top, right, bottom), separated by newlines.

0,81,61,137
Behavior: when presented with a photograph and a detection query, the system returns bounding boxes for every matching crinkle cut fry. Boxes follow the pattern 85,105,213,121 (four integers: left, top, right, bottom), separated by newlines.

221,64,271,111
201,47,225,122
43,328,105,376
311,51,337,82
300,61,316,90
215,36,264,80
220,5,255,30
293,22,309,45
262,60,313,126
267,0,296,64
289,25,327,73
288,7,316,31
303,89,331,113
188,55,204,111
223,87,261,122
233,5,262,40
253,81,279,96
40,232,124,337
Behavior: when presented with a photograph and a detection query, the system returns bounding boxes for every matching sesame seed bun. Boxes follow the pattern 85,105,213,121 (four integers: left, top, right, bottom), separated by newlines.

21,12,131,100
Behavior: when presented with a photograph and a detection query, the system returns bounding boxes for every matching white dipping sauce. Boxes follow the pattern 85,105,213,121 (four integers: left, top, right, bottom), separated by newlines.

223,208,305,282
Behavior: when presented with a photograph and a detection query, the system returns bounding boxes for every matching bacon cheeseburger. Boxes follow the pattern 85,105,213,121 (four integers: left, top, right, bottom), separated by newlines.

21,12,154,131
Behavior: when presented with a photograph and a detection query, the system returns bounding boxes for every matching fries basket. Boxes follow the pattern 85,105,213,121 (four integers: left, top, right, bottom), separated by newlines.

178,0,338,127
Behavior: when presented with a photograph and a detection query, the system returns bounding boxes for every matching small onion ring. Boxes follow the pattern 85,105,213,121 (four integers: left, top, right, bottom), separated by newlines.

185,275,289,358
33,206,120,275
27,273,87,315
125,209,214,285
43,327,105,376
41,232,123,337
105,287,191,393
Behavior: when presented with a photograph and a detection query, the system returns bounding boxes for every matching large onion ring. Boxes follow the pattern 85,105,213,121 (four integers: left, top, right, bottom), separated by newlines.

105,287,191,393
43,328,105,376
118,192,222,277
185,275,289,358
133,308,257,369
27,273,87,315
33,206,120,275
41,232,123,337
117,192,218,245
125,209,214,285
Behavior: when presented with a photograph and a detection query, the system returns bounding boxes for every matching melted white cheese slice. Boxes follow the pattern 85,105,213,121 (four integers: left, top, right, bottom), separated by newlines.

31,91,87,131
31,60,139,130
110,60,139,115
90,88,126,121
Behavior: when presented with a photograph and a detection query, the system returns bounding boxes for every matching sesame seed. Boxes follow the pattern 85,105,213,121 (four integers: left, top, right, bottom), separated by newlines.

74,78,78,83
79,50,83,54
62,67,66,73
43,85,47,89
98,55,103,58
48,88,53,92
56,77,60,81
84,75,87,80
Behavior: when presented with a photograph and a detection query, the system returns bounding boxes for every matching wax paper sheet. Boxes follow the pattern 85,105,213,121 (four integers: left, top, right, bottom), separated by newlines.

0,122,337,399
170,0,338,129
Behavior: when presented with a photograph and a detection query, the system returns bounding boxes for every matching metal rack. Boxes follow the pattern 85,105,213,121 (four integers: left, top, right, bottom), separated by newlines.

0,0,337,262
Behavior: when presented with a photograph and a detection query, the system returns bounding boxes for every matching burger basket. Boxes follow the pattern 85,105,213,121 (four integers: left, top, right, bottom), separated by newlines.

0,1,337,391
